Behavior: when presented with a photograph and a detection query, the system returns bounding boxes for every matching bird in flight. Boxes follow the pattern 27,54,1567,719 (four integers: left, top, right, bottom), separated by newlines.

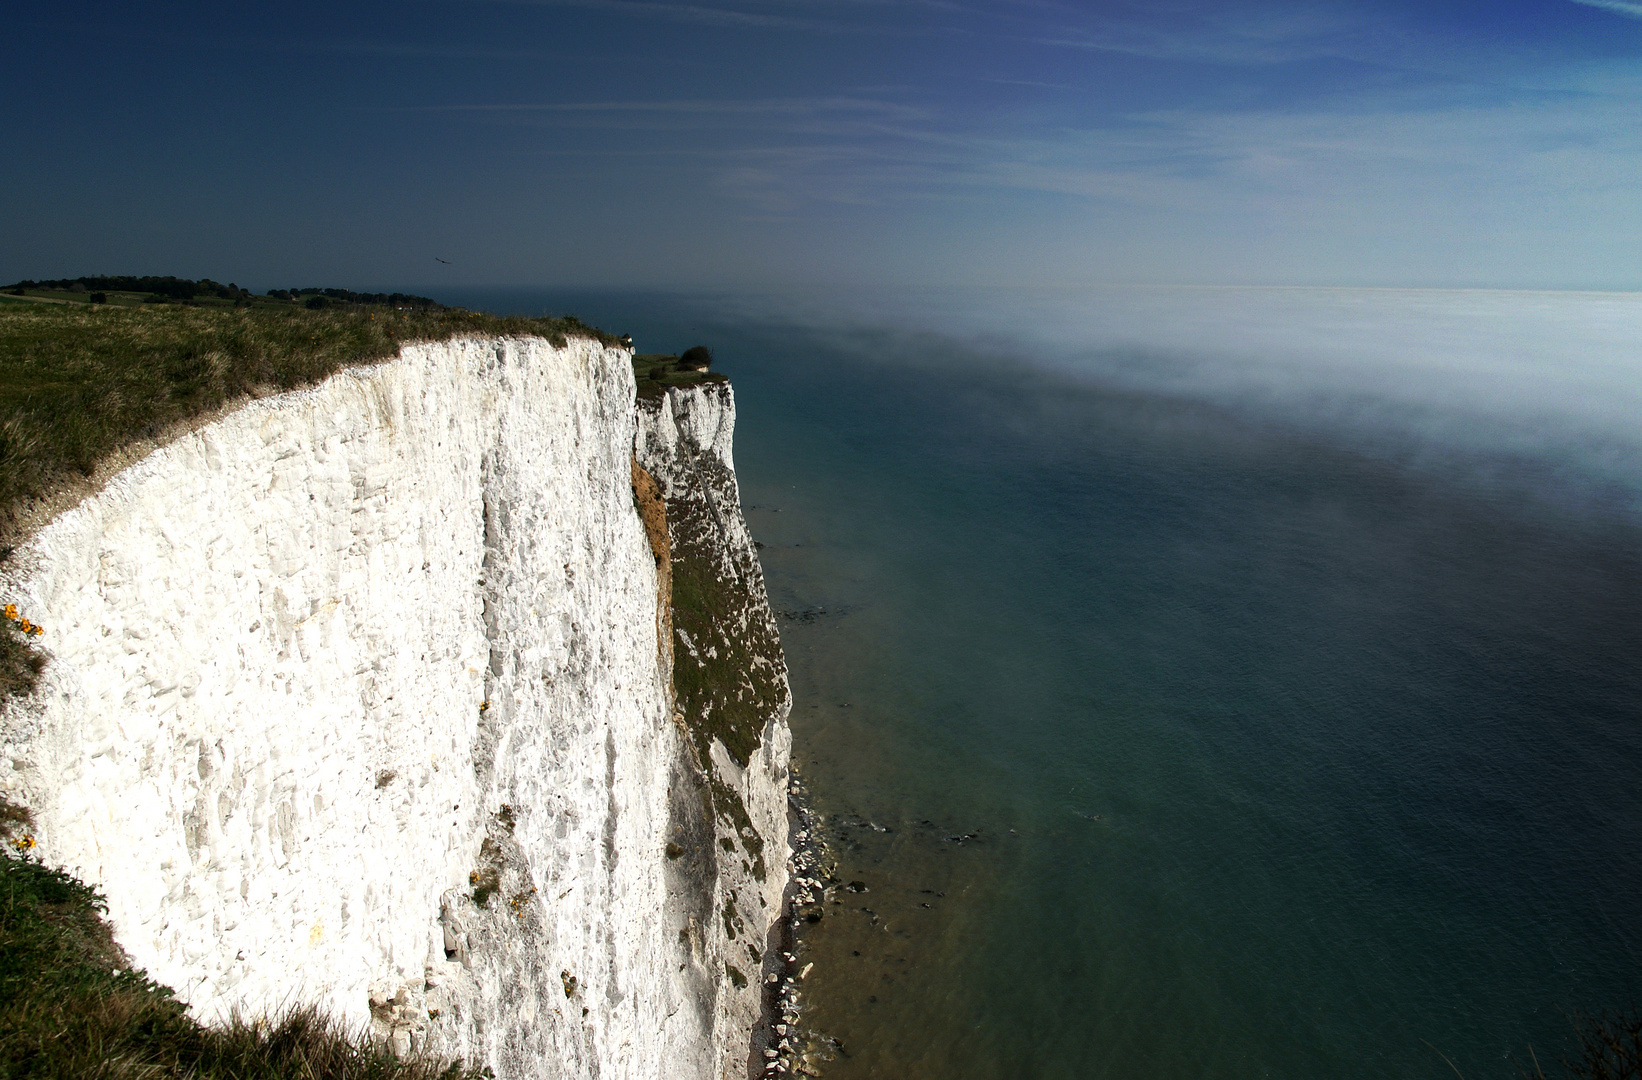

435,257,452,264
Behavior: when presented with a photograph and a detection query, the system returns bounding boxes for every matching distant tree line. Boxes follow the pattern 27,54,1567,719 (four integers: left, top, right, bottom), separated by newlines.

4,278,444,311
5,276,253,301
264,288,442,309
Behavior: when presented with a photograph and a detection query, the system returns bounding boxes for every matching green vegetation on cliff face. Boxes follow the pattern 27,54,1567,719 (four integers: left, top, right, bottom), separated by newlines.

654,405,785,774
632,349,784,769
0,618,45,699
0,802,481,1079
633,374,787,886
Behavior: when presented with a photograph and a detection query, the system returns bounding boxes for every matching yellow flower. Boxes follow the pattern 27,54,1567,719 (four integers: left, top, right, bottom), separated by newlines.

3,605,15,620
32,627,42,636
18,620,30,633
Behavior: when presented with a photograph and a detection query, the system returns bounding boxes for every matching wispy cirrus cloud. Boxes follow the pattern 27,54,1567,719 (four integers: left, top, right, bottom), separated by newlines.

1567,0,1642,18
292,38,555,59
390,96,936,148
377,63,1642,231
1017,2,1385,65
400,96,928,119
468,0,857,32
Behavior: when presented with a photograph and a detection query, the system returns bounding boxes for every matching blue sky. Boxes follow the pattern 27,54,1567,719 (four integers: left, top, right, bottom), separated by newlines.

5,0,1642,290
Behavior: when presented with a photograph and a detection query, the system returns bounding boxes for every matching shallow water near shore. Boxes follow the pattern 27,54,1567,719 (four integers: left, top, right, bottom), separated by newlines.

453,287,1642,1080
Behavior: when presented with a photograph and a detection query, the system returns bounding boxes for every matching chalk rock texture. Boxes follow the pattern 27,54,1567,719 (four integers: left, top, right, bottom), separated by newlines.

0,337,790,1080
636,380,793,1079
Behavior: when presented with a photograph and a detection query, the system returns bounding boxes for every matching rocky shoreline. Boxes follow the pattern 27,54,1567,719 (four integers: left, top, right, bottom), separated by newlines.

756,767,844,1078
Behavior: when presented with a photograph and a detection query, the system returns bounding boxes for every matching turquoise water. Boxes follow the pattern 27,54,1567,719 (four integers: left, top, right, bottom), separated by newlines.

457,289,1642,1080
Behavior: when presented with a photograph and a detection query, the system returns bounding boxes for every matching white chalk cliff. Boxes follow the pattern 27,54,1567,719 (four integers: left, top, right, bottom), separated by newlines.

0,336,791,1079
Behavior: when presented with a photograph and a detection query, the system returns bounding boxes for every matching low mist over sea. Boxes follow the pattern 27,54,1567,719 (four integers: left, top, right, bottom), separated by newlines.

455,285,1641,1080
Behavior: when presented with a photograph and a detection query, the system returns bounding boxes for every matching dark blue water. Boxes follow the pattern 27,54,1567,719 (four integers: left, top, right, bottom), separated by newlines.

454,288,1642,1080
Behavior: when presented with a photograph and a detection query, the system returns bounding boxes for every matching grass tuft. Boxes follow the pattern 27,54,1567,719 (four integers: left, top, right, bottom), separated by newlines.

0,617,46,699
0,795,33,843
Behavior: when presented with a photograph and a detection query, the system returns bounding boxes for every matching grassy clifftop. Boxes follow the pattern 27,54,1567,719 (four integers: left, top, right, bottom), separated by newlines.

631,347,727,400
0,295,620,546
0,286,622,705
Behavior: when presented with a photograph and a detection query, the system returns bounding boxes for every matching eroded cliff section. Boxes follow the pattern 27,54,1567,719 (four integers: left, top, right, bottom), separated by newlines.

0,336,790,1080
635,381,793,1079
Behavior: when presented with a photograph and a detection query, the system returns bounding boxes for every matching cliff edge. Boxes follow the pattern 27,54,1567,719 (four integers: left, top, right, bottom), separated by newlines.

0,335,790,1080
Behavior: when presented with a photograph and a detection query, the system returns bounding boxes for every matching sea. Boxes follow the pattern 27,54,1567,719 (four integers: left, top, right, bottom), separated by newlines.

448,286,1642,1080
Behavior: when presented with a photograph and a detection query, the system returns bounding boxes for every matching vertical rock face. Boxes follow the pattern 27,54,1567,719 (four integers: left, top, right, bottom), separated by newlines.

0,337,790,1080
635,381,793,1080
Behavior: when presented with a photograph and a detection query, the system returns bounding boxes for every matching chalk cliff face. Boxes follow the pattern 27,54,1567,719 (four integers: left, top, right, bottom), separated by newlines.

0,337,790,1080
635,382,793,1076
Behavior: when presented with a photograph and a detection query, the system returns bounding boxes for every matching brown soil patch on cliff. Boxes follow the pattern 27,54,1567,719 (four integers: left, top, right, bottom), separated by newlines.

631,455,674,690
